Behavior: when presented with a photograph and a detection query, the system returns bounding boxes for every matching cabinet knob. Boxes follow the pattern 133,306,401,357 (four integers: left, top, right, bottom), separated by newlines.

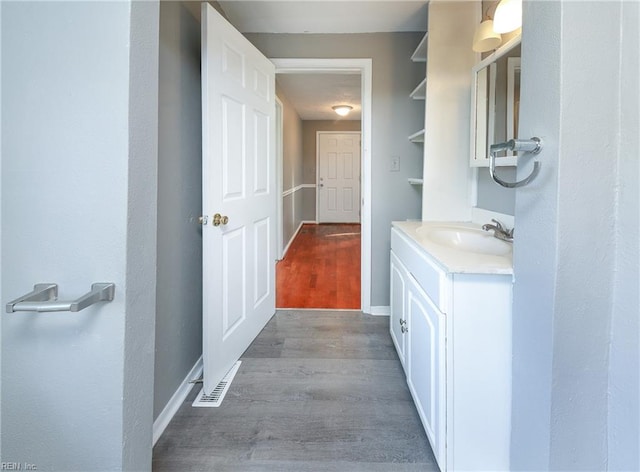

399,318,407,326
401,325,408,334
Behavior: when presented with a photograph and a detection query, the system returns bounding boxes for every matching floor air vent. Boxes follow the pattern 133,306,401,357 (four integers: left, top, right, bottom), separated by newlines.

192,361,241,408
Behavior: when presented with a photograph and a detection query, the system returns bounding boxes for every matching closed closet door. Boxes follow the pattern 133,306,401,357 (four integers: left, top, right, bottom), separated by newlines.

317,132,361,223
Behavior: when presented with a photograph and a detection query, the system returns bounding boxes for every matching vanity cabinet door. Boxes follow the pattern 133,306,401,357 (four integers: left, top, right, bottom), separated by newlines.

406,274,446,470
390,251,408,372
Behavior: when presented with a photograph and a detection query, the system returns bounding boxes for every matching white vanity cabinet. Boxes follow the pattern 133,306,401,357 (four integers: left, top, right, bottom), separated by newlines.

390,224,513,471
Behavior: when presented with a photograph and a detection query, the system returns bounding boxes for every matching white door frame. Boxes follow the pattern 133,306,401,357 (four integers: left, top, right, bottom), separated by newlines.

315,131,362,223
275,96,284,259
272,58,372,314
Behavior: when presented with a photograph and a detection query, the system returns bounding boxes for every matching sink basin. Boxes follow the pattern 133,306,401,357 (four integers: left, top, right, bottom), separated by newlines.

417,225,512,256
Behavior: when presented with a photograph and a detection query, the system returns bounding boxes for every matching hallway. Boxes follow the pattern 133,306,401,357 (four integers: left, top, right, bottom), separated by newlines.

277,224,361,309
153,311,437,471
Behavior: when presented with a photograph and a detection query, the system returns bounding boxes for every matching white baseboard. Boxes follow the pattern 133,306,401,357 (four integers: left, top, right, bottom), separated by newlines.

153,356,203,446
369,306,390,316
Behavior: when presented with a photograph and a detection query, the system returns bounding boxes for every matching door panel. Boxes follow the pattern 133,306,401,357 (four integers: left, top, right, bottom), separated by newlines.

390,251,408,372
202,3,276,393
253,111,270,194
318,132,361,223
222,97,245,200
407,275,446,469
253,216,271,306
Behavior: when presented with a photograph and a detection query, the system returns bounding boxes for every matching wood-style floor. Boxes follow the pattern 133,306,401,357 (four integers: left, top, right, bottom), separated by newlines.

276,224,361,309
152,310,438,471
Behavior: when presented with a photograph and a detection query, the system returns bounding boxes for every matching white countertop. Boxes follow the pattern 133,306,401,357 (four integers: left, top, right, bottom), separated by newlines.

392,220,514,275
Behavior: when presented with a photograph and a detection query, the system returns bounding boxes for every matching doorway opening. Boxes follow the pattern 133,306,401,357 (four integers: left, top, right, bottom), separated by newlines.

271,59,372,313
276,222,361,309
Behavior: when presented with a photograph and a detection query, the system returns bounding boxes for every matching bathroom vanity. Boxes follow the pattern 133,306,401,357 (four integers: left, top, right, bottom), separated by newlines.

390,221,513,471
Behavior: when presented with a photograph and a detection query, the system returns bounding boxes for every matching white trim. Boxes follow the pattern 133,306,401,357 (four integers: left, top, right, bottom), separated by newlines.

272,58,372,315
276,97,284,260
153,356,203,446
282,183,316,198
316,131,362,223
369,306,391,316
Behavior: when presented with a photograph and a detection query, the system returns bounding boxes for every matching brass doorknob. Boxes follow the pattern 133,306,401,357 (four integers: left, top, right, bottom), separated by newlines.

213,213,229,227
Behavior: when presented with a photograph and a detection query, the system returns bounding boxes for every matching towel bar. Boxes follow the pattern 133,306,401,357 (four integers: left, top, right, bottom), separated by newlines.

6,283,115,313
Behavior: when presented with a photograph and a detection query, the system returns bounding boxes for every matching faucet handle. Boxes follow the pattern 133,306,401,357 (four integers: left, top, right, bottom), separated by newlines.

491,219,505,231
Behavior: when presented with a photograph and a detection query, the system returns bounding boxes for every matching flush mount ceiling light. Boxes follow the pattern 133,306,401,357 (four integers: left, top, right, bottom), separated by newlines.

493,0,522,34
332,105,352,117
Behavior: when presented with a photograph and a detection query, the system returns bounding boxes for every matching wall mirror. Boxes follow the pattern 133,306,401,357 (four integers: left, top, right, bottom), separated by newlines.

470,36,521,167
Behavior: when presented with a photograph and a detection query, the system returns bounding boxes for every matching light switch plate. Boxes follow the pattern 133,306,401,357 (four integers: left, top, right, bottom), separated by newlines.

390,156,400,172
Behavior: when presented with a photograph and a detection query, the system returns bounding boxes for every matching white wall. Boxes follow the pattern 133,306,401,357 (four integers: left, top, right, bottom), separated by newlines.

1,2,159,470
422,1,477,221
511,1,639,469
0,1,3,459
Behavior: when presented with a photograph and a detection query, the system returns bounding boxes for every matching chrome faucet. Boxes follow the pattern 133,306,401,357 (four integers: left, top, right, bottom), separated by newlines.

482,219,514,242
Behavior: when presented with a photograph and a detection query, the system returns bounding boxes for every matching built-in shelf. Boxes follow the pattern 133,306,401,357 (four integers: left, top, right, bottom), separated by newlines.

408,129,425,143
410,33,428,62
409,32,427,197
410,78,427,100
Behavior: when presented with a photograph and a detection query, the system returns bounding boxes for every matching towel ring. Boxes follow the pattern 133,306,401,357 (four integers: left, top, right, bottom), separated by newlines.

489,137,542,188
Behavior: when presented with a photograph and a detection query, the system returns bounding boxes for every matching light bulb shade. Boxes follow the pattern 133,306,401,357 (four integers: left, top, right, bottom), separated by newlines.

472,20,502,52
493,0,522,34
332,105,352,117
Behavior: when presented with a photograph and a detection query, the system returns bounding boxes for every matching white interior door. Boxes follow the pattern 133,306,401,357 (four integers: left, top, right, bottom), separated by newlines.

317,132,361,223
201,3,276,394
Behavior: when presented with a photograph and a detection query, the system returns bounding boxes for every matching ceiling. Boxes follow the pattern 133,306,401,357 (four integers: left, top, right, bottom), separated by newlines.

217,1,428,34
276,73,362,120
215,0,428,121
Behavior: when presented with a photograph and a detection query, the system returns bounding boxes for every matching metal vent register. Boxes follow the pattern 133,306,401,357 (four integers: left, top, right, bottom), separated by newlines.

192,361,241,408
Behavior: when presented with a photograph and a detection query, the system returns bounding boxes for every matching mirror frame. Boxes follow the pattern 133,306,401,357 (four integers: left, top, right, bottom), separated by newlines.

470,34,522,168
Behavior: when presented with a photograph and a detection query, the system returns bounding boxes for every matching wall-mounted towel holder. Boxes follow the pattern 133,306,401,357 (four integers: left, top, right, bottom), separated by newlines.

6,283,115,313
489,137,542,188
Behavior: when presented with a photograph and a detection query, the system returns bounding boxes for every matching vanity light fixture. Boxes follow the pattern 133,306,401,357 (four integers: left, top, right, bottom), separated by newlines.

493,0,522,34
332,105,352,117
473,19,502,52
472,2,502,53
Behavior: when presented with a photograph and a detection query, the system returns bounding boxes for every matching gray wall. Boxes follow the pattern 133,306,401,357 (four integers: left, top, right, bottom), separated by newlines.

154,1,203,421
511,1,639,470
1,2,158,470
475,169,516,215
302,120,362,219
246,33,425,306
277,86,304,248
